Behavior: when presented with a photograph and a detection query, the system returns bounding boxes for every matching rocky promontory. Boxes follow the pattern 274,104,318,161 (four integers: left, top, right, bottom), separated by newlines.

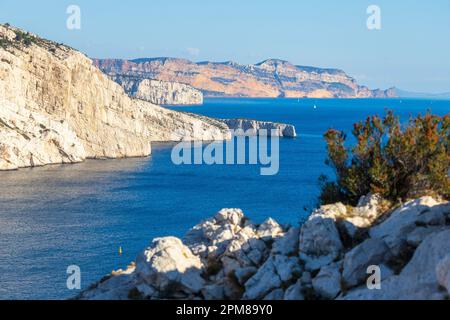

77,195,450,300
0,24,229,170
112,75,203,105
222,118,296,137
0,24,301,171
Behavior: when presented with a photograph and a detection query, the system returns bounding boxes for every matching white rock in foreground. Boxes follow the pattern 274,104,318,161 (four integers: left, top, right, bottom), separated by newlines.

343,229,450,300
436,254,450,294
135,237,204,297
369,197,448,255
342,238,392,288
312,262,342,299
299,215,343,271
78,197,449,301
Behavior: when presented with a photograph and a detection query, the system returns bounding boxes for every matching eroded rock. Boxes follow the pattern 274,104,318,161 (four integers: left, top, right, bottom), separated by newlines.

369,197,448,255
78,198,450,301
135,237,204,297
312,262,342,299
299,215,343,271
342,238,392,288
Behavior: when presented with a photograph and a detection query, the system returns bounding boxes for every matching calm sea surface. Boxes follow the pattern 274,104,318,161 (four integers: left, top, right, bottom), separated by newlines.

0,98,448,299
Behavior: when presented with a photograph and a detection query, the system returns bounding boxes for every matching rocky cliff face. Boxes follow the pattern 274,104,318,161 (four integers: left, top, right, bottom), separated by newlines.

0,25,230,170
113,75,203,105
94,58,397,99
77,195,450,300
222,118,296,137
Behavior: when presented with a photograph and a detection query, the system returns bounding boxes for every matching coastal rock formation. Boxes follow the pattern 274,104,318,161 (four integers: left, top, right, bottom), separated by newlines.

94,57,397,99
222,118,297,137
77,195,450,300
112,75,203,105
0,24,230,170
135,237,205,298
299,210,344,271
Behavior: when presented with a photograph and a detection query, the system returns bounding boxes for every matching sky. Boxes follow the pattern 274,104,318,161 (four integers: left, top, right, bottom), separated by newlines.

1,0,449,93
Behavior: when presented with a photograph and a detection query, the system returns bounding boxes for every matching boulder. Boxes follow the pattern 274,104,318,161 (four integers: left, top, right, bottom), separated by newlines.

184,208,245,259
378,263,395,281
135,282,156,299
343,229,450,300
221,227,269,274
351,193,384,226
342,238,391,288
312,262,342,299
369,198,448,256
76,265,138,300
436,254,450,294
310,203,348,220
406,226,446,247
214,208,245,226
300,271,312,287
240,254,301,299
243,256,282,300
272,255,302,283
299,216,343,271
256,218,284,241
340,220,359,239
284,280,305,300
135,237,204,297
271,226,299,256
235,267,258,286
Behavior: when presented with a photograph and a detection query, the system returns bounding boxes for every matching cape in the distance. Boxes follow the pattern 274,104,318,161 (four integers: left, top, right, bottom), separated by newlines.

94,57,398,99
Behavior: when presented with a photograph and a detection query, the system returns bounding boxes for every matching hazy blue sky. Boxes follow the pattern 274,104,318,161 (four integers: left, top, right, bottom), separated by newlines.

1,0,449,92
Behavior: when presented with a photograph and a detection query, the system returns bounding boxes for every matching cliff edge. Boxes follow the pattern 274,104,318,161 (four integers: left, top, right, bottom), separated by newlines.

113,75,203,105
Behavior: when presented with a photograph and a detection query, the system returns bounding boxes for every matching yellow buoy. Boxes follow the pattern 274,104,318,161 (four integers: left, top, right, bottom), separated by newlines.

118,246,123,256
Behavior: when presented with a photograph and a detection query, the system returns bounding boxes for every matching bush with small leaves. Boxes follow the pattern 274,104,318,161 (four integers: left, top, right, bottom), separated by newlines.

319,111,449,205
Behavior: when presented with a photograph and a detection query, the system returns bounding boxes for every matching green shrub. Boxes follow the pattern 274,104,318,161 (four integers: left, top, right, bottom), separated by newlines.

0,38,10,49
13,30,34,47
319,111,449,205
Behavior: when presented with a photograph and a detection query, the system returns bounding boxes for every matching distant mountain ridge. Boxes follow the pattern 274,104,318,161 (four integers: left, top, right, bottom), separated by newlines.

395,88,450,100
94,57,397,99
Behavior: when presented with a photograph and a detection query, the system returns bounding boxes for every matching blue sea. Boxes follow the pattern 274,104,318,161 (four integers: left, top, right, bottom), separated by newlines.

0,98,448,299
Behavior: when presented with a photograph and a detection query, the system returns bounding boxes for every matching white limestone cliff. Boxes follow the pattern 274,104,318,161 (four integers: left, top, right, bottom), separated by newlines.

114,76,203,105
0,25,230,170
222,118,297,137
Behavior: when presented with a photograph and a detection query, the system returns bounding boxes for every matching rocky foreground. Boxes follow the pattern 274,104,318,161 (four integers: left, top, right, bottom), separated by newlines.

77,195,450,300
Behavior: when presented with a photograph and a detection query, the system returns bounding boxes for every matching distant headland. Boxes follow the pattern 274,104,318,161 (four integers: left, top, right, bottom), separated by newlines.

94,57,398,99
